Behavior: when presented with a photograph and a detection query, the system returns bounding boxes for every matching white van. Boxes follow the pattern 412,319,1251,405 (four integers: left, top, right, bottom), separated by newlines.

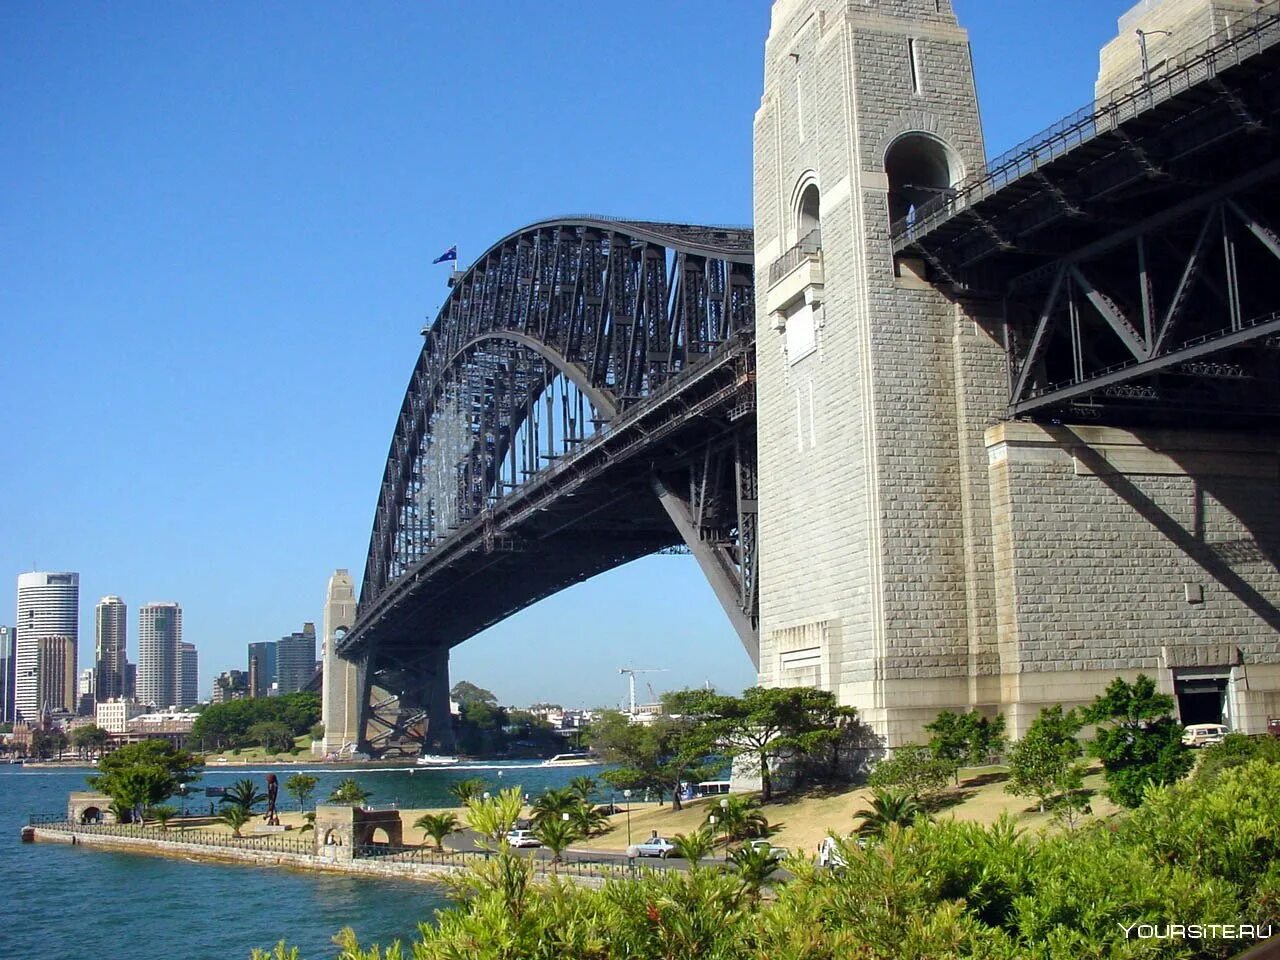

1181,723,1229,747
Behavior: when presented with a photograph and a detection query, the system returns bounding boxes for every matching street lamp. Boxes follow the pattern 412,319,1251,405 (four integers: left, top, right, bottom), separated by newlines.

1135,29,1172,88
720,797,730,860
623,789,632,847
708,815,717,861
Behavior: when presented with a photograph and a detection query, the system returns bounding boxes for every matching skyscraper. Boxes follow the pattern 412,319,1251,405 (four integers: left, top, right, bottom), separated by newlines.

276,623,317,695
35,636,76,716
247,641,276,697
0,626,15,724
179,642,198,708
137,602,181,709
15,572,79,723
95,596,127,702
322,569,359,754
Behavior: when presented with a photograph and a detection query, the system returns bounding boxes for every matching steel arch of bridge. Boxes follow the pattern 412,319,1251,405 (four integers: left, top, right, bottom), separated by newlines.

342,218,757,755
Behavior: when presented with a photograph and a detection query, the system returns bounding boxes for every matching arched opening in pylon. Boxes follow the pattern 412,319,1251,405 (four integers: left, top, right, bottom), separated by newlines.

885,133,958,224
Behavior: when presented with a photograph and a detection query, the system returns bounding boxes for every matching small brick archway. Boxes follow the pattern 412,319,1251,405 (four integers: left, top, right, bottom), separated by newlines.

68,792,115,824
313,805,403,860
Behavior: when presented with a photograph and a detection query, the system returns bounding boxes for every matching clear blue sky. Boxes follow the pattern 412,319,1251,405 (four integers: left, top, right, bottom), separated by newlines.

1,1,1130,707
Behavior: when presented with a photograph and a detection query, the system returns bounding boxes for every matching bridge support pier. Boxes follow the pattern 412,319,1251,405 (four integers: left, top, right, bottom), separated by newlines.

357,642,455,758
653,475,760,668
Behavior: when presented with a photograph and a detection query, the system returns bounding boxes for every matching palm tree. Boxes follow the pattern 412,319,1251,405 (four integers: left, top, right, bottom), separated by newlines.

727,843,784,901
567,803,610,838
328,778,372,806
529,787,579,824
448,777,487,806
146,805,177,831
220,805,251,837
706,796,770,843
414,812,461,852
671,826,716,866
568,775,597,803
533,816,580,866
853,787,925,839
221,778,267,814
465,787,524,848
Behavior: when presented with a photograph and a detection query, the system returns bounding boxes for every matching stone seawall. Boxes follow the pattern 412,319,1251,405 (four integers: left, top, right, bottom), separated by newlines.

30,827,610,888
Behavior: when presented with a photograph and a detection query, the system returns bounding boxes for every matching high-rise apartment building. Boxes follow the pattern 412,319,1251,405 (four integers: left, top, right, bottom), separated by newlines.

95,596,128,702
15,572,79,723
137,602,182,709
0,626,15,724
35,635,76,716
276,623,317,695
322,570,359,754
178,642,198,708
247,641,277,698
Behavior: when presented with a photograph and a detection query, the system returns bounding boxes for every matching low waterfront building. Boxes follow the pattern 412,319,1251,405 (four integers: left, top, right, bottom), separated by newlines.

95,698,148,734
114,710,198,748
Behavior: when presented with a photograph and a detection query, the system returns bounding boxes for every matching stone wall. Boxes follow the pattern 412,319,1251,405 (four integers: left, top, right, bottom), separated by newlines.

987,423,1280,736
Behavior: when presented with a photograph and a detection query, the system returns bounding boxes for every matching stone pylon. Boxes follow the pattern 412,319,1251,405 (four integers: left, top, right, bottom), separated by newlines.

321,569,359,756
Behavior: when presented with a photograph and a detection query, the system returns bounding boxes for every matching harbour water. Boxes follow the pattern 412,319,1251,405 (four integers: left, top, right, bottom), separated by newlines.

0,760,607,960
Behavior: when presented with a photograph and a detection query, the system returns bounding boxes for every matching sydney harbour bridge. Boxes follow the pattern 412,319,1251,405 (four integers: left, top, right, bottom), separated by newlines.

337,2,1280,755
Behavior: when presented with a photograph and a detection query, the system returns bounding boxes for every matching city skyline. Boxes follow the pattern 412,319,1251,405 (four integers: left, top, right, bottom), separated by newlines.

0,2,1134,706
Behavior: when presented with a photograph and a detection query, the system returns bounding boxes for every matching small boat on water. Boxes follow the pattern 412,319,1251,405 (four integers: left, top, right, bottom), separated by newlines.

541,752,599,767
415,754,462,767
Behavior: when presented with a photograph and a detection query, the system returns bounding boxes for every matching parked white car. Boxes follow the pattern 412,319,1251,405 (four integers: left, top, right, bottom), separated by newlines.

1182,723,1229,747
505,829,541,848
629,836,676,858
748,839,789,858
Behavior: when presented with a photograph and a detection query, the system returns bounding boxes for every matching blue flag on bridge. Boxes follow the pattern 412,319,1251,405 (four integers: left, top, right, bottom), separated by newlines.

432,245,458,264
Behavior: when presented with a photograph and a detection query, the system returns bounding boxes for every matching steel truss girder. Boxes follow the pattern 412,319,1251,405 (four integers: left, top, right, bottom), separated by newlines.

358,219,753,616
1005,192,1280,417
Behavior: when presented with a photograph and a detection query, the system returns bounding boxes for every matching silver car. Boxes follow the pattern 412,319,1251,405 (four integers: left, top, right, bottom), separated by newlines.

630,836,676,858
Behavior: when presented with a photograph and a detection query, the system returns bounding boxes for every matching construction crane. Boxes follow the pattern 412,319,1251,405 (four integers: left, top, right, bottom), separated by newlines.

619,666,667,714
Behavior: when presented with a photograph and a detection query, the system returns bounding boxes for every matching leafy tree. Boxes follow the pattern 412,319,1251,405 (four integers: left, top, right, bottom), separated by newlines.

853,787,925,839
868,743,954,803
684,686,849,802
448,777,488,806
925,710,1006,782
1084,674,1193,808
246,720,295,754
588,706,719,811
1005,705,1086,813
670,826,716,865
414,812,461,852
328,777,372,806
31,728,69,760
1195,732,1280,784
532,816,579,865
221,778,267,813
284,773,318,811
70,724,111,759
450,681,498,708
190,692,320,751
107,798,132,825
89,740,202,815
219,805,251,837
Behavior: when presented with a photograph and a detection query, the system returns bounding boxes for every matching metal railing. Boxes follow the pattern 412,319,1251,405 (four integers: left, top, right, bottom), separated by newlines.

767,228,822,287
890,0,1280,245
30,815,314,855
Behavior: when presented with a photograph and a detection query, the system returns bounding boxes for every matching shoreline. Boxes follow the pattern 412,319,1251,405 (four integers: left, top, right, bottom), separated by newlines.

28,825,618,888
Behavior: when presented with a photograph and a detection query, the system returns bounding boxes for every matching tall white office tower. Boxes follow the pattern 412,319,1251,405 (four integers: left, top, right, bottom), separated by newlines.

15,572,79,723
95,596,127,702
321,569,359,755
137,602,182,709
